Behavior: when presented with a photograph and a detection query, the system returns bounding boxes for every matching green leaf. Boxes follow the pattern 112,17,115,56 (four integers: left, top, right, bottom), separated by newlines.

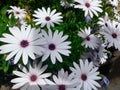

0,5,9,15
8,13,18,27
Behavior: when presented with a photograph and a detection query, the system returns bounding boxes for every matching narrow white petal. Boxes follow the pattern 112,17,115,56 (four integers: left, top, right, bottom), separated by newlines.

50,52,56,64
6,49,19,61
11,78,28,83
14,49,23,64
22,50,28,65
12,82,26,89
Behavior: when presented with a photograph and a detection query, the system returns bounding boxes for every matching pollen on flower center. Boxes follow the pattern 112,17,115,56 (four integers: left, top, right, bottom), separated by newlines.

112,33,117,38
81,74,87,81
85,2,90,8
15,11,20,14
45,16,51,21
86,36,90,41
20,40,29,48
30,74,37,82
48,43,56,50
58,85,66,90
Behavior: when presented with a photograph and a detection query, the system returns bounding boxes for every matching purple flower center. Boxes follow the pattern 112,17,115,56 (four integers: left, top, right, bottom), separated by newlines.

20,40,29,48
112,33,117,38
88,58,91,62
30,74,37,82
105,23,108,27
48,43,56,50
45,16,51,21
15,11,20,14
81,74,87,81
85,2,90,8
58,85,66,90
86,36,90,41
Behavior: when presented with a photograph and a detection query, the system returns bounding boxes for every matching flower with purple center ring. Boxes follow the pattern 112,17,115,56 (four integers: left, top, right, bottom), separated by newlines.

33,7,63,29
0,25,46,65
7,6,27,20
70,59,101,90
41,29,71,64
101,20,120,50
42,68,78,90
74,0,103,18
11,62,53,90
78,27,100,49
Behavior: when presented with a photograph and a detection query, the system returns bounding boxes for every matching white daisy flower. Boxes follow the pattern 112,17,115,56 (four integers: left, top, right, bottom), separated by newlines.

41,29,71,64
101,20,120,50
11,62,52,90
0,25,46,65
74,0,103,18
7,6,27,20
78,27,100,49
70,59,101,90
33,7,63,29
42,68,78,90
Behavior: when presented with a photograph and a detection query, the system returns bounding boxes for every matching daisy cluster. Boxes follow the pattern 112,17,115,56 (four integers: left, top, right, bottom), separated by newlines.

0,0,120,90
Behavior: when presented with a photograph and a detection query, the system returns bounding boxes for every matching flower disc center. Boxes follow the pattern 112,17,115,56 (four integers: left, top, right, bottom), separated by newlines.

20,40,29,48
112,33,117,38
81,74,87,81
45,16,51,21
30,74,37,82
86,36,90,41
15,11,20,14
85,2,90,8
48,43,56,50
58,85,66,90
105,23,108,27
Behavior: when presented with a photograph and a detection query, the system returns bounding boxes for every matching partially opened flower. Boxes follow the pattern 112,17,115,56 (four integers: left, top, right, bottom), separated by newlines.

41,29,71,64
78,27,100,49
113,8,120,22
11,62,52,90
42,68,78,90
0,25,46,65
108,0,119,7
60,0,74,8
74,0,103,18
97,12,110,28
82,43,108,66
81,50,100,66
95,44,108,64
33,7,63,29
70,59,101,90
7,6,27,20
